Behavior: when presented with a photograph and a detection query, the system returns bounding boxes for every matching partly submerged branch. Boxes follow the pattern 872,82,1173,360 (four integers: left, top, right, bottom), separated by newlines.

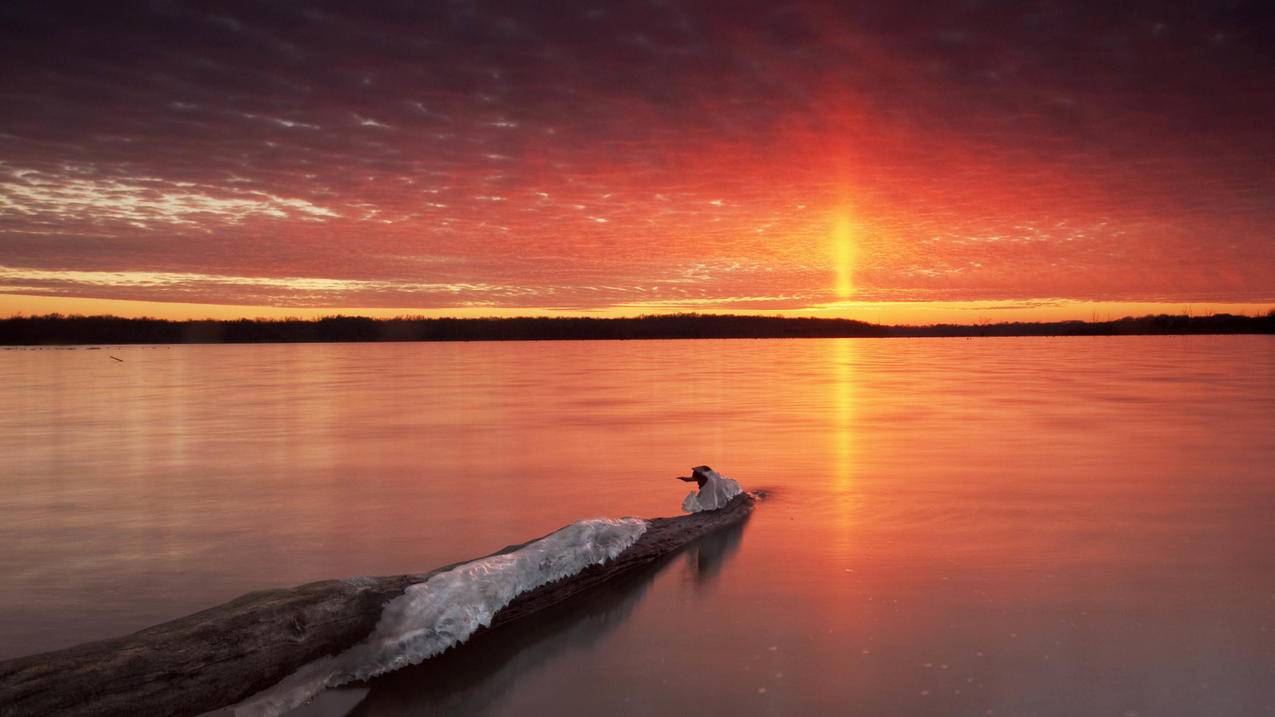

0,494,755,717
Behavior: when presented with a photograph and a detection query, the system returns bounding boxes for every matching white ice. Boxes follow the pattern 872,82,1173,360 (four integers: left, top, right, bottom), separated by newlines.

230,517,648,717
681,468,742,513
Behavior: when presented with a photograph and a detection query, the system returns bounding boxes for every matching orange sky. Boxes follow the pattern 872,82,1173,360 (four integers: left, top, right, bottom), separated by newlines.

1,3,1272,322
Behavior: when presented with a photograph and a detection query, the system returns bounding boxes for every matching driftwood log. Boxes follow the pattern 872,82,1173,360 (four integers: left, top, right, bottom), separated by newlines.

0,494,755,717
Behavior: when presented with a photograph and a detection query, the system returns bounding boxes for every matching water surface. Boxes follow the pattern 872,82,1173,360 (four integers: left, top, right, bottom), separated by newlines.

2,336,1273,715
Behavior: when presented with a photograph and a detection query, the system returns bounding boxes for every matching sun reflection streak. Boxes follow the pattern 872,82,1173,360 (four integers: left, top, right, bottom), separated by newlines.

829,338,859,494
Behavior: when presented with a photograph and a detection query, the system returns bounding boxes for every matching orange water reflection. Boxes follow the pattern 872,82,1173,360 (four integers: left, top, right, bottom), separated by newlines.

2,337,1274,715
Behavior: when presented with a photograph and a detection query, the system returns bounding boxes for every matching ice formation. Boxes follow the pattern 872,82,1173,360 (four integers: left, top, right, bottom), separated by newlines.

681,468,742,513
232,517,648,717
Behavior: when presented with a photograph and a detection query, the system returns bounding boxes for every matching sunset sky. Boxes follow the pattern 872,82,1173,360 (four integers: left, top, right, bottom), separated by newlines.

1,1,1272,323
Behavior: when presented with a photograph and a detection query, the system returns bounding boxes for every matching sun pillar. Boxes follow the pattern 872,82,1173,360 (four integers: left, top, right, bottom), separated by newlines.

832,215,857,300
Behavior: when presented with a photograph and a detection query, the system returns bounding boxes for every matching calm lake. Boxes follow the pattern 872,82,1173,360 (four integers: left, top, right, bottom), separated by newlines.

3,336,1274,715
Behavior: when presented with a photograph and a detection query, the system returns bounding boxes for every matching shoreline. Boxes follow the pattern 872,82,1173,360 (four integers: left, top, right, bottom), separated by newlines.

2,312,1272,346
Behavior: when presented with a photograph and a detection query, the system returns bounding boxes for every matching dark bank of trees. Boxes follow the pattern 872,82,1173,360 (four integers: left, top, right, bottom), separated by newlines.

889,312,1275,338
1,312,1272,345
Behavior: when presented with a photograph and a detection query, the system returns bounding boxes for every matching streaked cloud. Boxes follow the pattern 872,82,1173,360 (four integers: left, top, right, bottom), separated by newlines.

0,167,337,227
0,1,1271,315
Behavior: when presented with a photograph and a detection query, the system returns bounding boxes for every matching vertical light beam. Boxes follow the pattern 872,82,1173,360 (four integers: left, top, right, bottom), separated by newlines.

832,215,857,299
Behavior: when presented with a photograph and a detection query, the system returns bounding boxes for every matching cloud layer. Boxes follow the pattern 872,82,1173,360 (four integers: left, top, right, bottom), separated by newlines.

1,1,1272,311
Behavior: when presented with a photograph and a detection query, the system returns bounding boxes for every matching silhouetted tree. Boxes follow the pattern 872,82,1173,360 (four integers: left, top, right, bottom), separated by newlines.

0,312,1271,345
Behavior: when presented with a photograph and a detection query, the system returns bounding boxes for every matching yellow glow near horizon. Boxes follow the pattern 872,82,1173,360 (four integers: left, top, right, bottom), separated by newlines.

2,293,1272,326
832,215,857,299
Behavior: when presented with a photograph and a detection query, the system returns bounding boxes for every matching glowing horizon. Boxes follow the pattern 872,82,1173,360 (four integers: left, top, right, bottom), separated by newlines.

3,292,1270,328
1,3,1272,321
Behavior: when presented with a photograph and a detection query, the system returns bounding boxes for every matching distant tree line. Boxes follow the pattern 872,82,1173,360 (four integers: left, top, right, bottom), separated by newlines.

0,312,1272,345
888,312,1275,338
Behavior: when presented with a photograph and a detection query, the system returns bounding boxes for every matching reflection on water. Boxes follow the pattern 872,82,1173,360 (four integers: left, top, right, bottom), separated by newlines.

2,336,1274,715
683,514,746,588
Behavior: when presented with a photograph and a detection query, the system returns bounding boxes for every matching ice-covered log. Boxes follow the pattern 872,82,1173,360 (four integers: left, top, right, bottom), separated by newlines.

0,493,755,717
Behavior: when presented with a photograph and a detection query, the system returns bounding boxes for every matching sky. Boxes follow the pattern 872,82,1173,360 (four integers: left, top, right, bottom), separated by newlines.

1,1,1272,323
